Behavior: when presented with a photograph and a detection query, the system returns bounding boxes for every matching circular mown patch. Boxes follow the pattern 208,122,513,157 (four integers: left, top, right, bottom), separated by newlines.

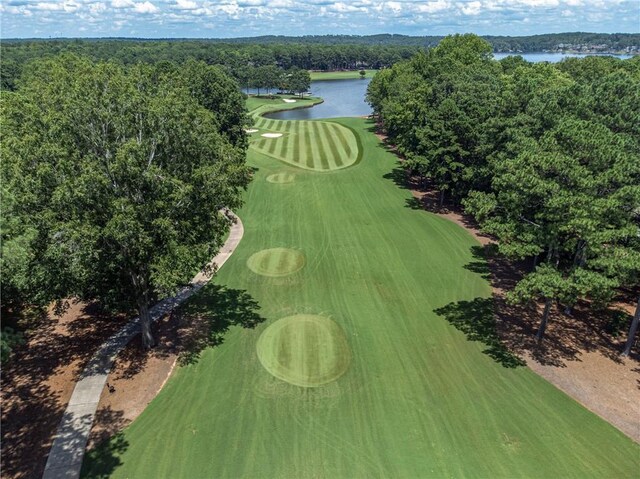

266,173,296,184
247,248,305,277
256,315,351,388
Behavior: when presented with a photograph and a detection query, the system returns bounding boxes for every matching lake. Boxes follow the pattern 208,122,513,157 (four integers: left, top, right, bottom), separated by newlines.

264,78,372,120
494,52,634,62
261,52,634,120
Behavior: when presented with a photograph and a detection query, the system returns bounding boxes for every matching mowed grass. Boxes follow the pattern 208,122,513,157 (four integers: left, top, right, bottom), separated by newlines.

248,97,359,172
82,118,640,478
310,69,378,80
256,314,351,388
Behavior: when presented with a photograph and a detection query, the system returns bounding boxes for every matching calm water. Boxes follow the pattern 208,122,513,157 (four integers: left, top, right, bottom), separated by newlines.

264,78,372,120
260,53,634,120
494,52,633,62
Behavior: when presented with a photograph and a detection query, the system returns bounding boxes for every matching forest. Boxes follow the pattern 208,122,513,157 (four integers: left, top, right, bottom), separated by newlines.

3,32,639,92
194,32,640,52
367,34,640,353
0,41,417,92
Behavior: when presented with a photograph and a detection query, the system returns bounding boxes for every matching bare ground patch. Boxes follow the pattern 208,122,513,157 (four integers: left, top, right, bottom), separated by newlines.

1,302,128,479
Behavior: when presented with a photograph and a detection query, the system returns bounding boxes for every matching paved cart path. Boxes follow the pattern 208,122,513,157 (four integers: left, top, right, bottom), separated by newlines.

42,210,244,479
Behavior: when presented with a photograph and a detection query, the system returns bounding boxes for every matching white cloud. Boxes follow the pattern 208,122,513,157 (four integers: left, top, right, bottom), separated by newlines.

329,2,367,13
385,2,403,14
175,0,197,10
416,1,452,14
89,2,107,14
133,1,158,13
112,0,134,7
1,0,638,38
33,2,64,11
459,1,482,15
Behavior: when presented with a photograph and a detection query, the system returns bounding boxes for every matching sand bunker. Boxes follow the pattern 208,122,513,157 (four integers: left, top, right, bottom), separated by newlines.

247,248,305,277
283,99,297,103
245,128,259,134
261,133,283,138
256,314,351,387
266,173,296,184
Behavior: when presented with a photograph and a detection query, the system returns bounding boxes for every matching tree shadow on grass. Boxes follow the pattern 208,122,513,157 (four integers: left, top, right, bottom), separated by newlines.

434,297,526,368
176,284,265,366
80,432,129,479
78,286,264,478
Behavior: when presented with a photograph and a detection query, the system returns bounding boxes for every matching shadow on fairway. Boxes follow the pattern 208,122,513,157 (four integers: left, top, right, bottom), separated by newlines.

79,286,264,478
463,245,494,280
81,430,129,479
434,297,526,368
176,284,265,366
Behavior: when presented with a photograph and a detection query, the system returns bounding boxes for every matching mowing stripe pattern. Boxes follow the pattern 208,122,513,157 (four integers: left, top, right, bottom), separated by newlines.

250,108,358,172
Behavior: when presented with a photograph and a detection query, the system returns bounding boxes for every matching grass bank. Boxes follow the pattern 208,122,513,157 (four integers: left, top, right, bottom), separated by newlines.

310,69,377,81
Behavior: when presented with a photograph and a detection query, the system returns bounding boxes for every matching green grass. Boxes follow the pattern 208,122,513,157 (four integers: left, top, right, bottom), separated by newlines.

82,117,640,479
247,97,359,172
310,70,378,80
256,314,351,388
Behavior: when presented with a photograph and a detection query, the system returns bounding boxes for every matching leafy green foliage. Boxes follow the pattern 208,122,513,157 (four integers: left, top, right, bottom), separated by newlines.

2,55,251,346
0,327,25,363
368,35,640,344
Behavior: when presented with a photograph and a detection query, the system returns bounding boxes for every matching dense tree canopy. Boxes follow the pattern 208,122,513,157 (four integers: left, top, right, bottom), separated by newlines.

1,55,251,347
0,40,418,92
368,34,640,350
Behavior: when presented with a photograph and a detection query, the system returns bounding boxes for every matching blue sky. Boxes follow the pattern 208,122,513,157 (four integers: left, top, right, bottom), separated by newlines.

2,0,639,39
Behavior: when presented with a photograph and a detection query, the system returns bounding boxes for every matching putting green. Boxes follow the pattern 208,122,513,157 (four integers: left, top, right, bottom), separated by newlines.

266,172,296,184
247,248,305,277
248,98,359,172
82,116,640,479
256,314,351,387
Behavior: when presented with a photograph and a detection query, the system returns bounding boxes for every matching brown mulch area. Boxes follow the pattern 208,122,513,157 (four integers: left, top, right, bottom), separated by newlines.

86,312,179,449
87,303,220,448
380,135,640,442
1,302,129,479
1,297,215,479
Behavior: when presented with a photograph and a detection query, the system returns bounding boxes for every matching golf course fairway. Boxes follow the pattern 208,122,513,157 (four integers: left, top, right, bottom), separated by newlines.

81,105,640,478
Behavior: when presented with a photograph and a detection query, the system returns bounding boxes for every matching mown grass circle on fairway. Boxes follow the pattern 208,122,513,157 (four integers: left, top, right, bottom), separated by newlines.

256,315,351,388
266,172,296,184
247,248,305,277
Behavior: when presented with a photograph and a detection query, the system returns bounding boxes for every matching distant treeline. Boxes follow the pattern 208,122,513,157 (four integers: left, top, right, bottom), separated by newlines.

5,32,638,50
0,41,418,91
176,32,640,52
3,33,637,91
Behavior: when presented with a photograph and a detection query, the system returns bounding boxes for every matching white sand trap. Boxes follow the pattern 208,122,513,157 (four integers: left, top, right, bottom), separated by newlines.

261,133,283,138
245,128,259,134
283,99,297,103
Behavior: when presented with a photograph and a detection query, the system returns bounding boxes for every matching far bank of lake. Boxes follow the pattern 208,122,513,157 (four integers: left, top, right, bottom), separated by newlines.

261,52,634,121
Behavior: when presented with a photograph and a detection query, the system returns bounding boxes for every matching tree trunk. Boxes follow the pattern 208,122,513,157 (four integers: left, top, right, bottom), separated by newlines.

439,189,445,207
622,297,640,357
536,297,553,342
138,300,156,349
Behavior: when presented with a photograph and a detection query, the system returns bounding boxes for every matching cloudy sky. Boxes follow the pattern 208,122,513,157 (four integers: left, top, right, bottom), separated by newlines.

2,0,639,39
